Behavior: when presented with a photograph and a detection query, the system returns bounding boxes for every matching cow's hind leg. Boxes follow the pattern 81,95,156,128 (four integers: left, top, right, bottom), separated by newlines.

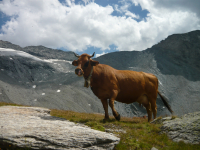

137,95,152,122
151,101,157,119
148,94,158,120
109,90,120,121
100,99,109,121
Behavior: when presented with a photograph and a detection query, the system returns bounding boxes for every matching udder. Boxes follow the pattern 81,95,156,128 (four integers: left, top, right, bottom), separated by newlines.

136,94,149,106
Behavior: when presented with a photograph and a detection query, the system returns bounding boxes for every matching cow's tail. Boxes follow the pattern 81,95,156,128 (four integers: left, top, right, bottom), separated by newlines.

158,91,173,114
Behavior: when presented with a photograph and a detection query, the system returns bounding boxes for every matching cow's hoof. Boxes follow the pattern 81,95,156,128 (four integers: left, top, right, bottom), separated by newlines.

115,114,121,121
103,118,109,123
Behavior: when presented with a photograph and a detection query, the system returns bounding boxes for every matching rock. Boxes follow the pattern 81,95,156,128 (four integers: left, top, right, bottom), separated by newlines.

0,106,120,150
105,129,126,134
151,147,158,150
160,111,200,144
150,117,172,124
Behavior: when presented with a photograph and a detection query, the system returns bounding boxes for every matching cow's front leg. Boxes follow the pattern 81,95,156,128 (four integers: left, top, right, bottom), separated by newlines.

144,102,152,122
100,99,109,121
109,90,120,121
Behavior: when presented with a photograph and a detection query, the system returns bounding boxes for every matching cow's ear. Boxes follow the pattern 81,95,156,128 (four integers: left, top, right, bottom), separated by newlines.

91,60,99,66
72,60,78,66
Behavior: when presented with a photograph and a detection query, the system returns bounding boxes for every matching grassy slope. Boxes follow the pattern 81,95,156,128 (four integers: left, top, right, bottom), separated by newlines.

1,102,200,150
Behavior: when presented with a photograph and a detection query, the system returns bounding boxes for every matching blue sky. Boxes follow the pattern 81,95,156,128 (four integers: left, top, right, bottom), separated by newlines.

0,0,200,57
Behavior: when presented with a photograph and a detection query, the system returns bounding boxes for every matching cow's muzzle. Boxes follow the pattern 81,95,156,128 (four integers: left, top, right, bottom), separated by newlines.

75,68,83,76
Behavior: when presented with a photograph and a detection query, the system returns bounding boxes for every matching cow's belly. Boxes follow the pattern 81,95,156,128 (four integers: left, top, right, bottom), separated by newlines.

91,87,111,100
91,82,146,103
116,90,144,104
91,86,150,107
115,78,146,103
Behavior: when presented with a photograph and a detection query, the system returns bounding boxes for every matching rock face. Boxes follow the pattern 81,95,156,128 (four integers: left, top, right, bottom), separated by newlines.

0,106,120,150
159,112,200,144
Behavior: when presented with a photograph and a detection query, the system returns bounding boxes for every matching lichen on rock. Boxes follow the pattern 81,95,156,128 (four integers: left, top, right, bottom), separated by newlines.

0,106,120,150
158,112,200,144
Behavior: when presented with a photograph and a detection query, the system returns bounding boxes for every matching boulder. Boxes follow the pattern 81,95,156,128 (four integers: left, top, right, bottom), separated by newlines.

0,106,120,150
159,112,200,144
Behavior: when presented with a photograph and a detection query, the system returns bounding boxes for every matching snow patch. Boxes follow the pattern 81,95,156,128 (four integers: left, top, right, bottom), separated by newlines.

42,93,45,95
0,48,43,61
57,90,61,92
32,85,36,88
88,104,91,106
0,48,73,65
43,59,72,64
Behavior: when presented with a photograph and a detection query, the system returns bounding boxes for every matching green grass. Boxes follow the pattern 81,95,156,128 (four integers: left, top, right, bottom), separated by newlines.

0,102,25,107
1,102,200,150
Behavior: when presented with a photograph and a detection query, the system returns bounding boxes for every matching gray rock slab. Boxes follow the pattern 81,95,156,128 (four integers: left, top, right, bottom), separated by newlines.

150,117,172,124
0,106,120,150
151,147,158,150
160,111,200,144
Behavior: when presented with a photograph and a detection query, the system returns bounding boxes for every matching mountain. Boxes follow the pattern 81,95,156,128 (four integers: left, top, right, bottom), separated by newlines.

96,30,200,116
0,30,200,117
0,45,103,114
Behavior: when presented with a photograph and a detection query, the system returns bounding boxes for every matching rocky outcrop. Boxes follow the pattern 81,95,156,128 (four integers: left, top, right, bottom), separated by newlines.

152,112,200,144
0,106,120,150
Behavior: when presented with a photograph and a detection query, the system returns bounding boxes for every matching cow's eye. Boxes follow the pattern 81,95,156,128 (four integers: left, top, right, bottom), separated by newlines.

83,61,89,68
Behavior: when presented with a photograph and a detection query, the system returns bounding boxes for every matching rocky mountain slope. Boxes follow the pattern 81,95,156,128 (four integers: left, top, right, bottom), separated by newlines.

0,30,200,117
96,30,200,116
0,46,103,115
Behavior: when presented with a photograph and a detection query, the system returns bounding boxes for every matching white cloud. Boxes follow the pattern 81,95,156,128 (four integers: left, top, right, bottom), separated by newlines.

65,0,75,6
114,2,140,19
0,0,200,52
125,11,140,19
82,0,94,5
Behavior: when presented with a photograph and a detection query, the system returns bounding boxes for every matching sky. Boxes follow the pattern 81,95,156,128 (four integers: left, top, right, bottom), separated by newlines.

0,0,200,57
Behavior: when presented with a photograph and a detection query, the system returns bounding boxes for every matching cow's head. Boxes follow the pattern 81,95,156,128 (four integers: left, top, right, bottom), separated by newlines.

72,52,99,77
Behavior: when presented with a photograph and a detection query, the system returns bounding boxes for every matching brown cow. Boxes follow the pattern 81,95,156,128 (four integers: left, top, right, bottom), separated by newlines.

72,52,173,122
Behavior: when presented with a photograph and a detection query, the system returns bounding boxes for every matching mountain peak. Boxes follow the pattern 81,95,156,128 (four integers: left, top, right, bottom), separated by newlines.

152,30,200,51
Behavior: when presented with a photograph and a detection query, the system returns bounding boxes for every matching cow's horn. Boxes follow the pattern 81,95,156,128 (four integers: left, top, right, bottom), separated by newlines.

89,52,95,58
74,52,80,58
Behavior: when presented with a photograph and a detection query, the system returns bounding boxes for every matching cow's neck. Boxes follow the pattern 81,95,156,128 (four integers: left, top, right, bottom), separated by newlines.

83,65,93,88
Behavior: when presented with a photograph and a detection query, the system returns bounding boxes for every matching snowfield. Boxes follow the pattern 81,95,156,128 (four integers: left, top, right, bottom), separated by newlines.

0,48,72,64
0,48,43,61
43,59,72,64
